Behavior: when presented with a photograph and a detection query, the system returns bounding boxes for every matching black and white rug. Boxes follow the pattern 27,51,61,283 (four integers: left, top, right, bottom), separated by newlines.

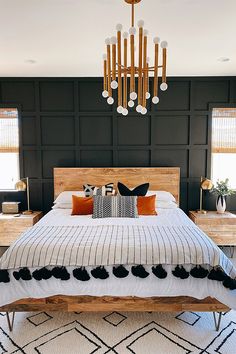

0,309,236,353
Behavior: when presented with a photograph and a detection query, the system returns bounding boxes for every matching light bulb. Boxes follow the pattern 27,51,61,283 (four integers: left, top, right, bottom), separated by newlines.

111,80,118,89
102,90,109,98
137,19,144,28
160,82,168,91
116,23,123,31
128,100,134,107
161,40,168,48
130,91,137,100
117,105,123,113
136,104,142,113
102,53,107,60
107,97,114,105
110,36,117,45
141,107,147,115
143,29,149,36
152,96,159,104
153,37,160,44
129,27,136,35
105,38,110,45
146,92,151,99
123,31,129,39
122,108,128,116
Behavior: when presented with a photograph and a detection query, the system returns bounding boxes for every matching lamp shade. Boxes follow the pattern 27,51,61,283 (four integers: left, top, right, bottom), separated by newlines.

201,178,213,191
15,180,27,191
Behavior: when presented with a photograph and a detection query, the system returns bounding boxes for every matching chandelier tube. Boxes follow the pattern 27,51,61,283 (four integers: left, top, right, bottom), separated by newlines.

154,41,159,98
162,47,167,84
130,32,135,97
117,30,122,107
142,32,147,108
123,36,128,108
103,59,107,92
106,43,112,97
138,25,143,106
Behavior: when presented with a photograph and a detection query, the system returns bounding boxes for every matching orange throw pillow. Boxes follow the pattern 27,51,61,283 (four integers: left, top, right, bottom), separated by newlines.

71,195,93,215
137,195,157,215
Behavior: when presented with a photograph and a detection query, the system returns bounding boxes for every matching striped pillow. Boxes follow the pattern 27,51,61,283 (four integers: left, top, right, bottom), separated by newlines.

83,183,114,197
92,196,138,218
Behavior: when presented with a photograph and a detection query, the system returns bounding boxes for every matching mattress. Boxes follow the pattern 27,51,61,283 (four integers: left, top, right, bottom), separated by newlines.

0,207,236,309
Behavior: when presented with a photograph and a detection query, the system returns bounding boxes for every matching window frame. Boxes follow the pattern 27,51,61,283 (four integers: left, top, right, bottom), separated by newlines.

209,103,236,189
0,103,23,191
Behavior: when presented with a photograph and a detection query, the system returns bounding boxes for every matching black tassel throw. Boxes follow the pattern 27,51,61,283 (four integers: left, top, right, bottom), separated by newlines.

208,267,227,281
223,276,236,290
190,265,209,279
172,265,189,279
91,266,109,279
0,269,10,283
73,267,90,281
52,267,70,280
13,267,32,281
152,265,167,279
32,267,52,281
131,265,149,278
113,265,129,278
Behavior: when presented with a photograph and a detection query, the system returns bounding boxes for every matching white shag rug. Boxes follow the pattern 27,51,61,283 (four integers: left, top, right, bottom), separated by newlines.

0,310,236,354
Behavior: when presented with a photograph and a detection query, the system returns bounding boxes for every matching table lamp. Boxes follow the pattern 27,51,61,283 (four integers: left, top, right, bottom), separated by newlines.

197,177,213,214
15,177,33,215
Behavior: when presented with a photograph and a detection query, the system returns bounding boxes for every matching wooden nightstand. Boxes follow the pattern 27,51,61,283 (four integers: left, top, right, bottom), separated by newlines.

0,211,43,247
189,211,236,246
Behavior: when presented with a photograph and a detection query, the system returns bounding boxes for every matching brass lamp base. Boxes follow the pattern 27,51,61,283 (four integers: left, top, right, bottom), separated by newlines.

197,209,207,214
22,210,33,215
125,0,141,4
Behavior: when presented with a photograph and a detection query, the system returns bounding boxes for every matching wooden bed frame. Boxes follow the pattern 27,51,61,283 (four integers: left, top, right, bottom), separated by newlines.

0,167,229,331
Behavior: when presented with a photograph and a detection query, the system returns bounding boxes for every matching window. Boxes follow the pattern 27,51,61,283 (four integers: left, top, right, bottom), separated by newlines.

211,108,236,188
0,108,20,190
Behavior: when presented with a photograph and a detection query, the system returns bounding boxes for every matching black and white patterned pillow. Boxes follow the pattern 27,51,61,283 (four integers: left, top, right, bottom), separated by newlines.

83,183,114,197
92,195,138,218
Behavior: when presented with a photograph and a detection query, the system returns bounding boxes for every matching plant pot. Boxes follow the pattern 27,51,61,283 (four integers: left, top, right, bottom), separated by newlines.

216,195,226,214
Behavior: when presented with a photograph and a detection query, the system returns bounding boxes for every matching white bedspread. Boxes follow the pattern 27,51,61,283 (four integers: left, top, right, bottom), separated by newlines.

0,208,236,309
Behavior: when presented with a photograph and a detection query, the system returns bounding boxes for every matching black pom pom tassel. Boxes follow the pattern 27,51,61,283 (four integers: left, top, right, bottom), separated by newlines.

52,266,70,280
13,267,32,281
172,265,189,279
131,265,149,278
223,276,236,290
208,267,227,281
32,267,52,281
73,267,90,281
152,265,167,279
91,266,109,279
190,265,209,279
113,265,129,278
0,269,10,283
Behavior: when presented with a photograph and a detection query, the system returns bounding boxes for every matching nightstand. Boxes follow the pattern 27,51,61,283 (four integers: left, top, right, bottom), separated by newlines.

189,211,236,247
0,211,43,247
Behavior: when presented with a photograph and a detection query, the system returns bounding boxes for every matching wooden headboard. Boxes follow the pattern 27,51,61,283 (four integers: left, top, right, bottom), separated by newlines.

54,167,180,205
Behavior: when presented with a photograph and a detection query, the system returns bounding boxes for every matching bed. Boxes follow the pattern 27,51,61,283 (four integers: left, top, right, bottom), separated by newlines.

0,167,234,332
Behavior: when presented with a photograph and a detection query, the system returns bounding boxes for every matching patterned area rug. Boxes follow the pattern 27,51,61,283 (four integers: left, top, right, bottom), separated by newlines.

1,309,236,353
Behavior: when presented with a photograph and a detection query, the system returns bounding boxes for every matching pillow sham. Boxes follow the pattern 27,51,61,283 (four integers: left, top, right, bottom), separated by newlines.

54,191,84,204
137,195,157,215
83,183,114,197
157,200,178,209
147,191,176,203
71,196,93,215
92,195,138,218
52,203,72,209
117,182,149,196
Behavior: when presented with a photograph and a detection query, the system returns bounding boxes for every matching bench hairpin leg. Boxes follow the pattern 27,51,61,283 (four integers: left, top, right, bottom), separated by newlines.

213,311,222,331
6,312,15,332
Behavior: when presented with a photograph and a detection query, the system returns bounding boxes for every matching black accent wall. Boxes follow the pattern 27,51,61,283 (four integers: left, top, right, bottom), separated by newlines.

0,77,236,213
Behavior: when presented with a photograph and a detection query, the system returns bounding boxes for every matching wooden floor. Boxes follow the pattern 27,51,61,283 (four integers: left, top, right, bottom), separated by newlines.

0,295,229,313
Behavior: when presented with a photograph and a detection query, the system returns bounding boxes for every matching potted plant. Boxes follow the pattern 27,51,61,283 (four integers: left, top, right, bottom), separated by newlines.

210,179,235,213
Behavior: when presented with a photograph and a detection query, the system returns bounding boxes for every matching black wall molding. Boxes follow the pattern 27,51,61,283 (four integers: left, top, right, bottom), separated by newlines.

0,77,235,213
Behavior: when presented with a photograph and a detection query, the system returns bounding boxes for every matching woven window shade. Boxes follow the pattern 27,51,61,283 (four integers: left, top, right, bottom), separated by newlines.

212,108,236,153
0,108,19,153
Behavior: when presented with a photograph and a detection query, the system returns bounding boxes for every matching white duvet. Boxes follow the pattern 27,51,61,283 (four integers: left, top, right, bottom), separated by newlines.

0,207,236,309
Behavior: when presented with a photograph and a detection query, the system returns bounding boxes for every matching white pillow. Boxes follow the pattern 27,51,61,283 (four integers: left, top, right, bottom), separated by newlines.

147,191,176,203
54,191,84,204
52,203,72,209
156,200,178,209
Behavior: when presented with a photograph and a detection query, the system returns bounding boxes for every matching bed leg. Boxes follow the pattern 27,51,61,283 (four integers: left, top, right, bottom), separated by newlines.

6,312,15,332
213,311,222,331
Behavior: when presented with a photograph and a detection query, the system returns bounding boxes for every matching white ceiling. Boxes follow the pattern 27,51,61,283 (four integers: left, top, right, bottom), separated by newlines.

0,0,235,77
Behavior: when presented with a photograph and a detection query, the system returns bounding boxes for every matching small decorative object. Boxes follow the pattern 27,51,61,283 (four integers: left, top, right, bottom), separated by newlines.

102,0,168,116
210,179,235,214
2,202,21,214
15,177,33,215
197,177,213,214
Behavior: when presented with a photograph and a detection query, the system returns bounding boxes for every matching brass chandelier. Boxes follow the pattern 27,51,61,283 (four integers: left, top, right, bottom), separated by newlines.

102,0,168,116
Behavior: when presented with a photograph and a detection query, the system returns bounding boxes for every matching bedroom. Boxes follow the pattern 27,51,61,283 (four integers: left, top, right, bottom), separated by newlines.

0,0,236,353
